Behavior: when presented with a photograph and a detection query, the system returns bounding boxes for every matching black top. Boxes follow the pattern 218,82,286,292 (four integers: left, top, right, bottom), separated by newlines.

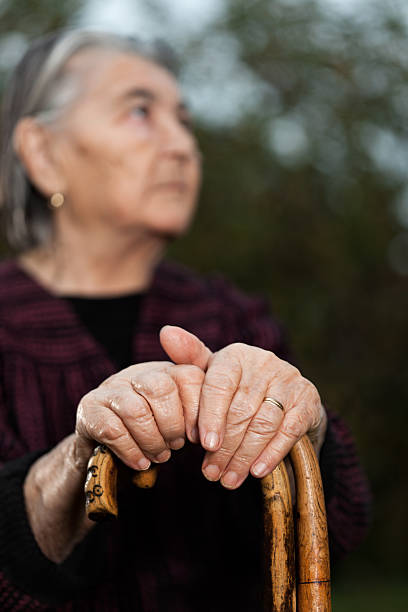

67,293,143,369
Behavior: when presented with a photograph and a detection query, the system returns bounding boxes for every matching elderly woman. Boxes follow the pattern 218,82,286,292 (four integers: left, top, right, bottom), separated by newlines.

0,30,370,611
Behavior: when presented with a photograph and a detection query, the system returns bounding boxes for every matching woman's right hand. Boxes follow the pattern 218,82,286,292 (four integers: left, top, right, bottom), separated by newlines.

24,360,204,564
74,361,205,471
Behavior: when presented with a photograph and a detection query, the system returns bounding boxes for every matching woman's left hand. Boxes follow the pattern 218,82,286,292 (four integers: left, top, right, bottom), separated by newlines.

160,325,327,490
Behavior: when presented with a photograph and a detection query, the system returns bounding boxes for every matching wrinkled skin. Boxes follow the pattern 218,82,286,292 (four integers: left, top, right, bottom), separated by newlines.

76,326,326,490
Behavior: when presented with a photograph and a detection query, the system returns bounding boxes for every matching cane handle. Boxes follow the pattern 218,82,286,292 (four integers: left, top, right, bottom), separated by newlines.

85,445,158,521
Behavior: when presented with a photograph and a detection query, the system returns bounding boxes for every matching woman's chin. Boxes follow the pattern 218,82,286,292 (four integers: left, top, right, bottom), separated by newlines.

150,220,192,241
144,209,196,240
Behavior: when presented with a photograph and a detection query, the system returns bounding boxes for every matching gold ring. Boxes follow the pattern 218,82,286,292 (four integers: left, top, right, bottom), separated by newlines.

263,397,284,411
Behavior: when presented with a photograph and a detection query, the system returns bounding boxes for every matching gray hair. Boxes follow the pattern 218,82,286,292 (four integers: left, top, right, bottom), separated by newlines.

0,30,178,251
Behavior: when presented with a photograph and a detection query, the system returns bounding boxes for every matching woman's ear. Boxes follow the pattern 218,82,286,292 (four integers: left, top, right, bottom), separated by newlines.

13,118,66,198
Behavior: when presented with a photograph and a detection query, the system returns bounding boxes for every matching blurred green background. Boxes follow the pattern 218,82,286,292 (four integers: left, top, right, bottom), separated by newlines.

0,0,407,609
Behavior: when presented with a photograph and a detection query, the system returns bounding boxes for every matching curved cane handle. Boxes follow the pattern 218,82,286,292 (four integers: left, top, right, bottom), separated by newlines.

85,445,158,521
262,436,331,611
85,445,118,521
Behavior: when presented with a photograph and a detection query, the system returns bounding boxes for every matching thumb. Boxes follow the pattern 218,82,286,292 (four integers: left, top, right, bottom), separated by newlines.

159,325,213,371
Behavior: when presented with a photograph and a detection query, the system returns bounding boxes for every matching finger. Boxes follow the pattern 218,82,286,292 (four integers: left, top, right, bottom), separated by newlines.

170,364,205,443
76,395,151,471
250,400,315,478
160,325,213,370
200,343,277,457
218,399,285,489
198,349,243,451
99,384,171,462
201,373,271,480
131,370,186,450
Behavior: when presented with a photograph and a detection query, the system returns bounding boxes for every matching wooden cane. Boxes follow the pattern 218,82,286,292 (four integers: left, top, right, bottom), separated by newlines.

84,445,158,520
262,460,296,611
85,437,331,611
289,436,331,611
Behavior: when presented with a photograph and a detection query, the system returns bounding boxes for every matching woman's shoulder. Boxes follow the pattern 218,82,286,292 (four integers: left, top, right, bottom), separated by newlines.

0,260,25,343
0,258,73,338
0,258,48,309
0,258,23,285
0,259,32,311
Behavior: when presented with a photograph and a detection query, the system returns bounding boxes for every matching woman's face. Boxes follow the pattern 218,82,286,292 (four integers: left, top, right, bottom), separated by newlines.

46,50,201,238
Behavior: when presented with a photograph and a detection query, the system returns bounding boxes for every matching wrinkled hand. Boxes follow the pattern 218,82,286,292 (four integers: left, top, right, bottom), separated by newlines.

26,359,205,564
160,326,327,490
75,361,204,470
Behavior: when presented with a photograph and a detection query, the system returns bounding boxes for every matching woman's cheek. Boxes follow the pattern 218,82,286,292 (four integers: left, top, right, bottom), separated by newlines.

124,116,154,142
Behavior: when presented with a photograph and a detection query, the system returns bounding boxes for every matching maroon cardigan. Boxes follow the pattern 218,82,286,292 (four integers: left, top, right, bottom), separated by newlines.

0,259,371,611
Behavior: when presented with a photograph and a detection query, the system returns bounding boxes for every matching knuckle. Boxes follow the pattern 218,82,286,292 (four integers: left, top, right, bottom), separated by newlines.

203,370,236,394
103,392,132,417
77,391,94,413
107,391,155,429
76,390,108,426
134,372,175,401
228,453,251,469
132,403,155,427
266,351,279,366
291,364,301,377
248,416,279,436
141,440,167,457
261,445,281,466
308,381,321,404
282,414,304,440
103,428,130,447
228,342,247,352
87,416,123,444
208,446,231,463
296,378,321,411
151,377,175,401
175,364,205,384
76,400,87,425
229,398,255,426
161,422,185,441
299,375,314,393
280,357,299,375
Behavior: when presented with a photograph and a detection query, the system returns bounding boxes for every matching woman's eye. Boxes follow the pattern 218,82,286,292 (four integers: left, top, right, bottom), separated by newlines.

130,105,149,119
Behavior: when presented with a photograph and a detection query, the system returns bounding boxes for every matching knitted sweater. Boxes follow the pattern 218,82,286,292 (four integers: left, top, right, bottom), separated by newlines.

0,259,371,611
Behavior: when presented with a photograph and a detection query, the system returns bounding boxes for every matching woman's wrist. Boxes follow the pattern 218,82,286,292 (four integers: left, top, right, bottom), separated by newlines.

23,434,94,564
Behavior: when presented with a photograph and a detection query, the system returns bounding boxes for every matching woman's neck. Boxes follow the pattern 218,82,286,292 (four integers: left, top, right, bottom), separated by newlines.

19,228,166,297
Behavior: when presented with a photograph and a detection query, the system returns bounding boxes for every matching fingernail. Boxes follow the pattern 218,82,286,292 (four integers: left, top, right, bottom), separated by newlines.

221,471,239,489
204,431,219,450
137,457,151,470
169,437,185,450
153,449,171,463
189,425,199,443
203,464,220,481
252,462,268,477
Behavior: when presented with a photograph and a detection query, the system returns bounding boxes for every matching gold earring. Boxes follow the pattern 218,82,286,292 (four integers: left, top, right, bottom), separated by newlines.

50,192,64,208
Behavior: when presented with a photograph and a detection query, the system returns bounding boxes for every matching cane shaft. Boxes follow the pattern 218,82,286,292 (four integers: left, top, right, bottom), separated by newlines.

262,461,296,611
290,436,331,611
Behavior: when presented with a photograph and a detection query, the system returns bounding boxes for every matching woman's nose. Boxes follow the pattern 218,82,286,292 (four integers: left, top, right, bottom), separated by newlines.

160,117,197,161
